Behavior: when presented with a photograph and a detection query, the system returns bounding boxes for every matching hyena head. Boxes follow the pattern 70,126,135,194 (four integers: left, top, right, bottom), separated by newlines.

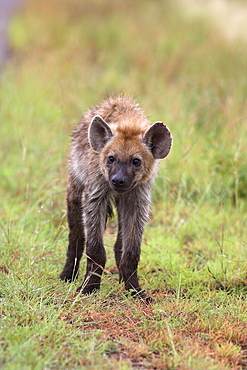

88,115,172,194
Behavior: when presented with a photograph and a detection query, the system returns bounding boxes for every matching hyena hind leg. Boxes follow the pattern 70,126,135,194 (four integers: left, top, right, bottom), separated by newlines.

114,224,122,273
59,185,85,282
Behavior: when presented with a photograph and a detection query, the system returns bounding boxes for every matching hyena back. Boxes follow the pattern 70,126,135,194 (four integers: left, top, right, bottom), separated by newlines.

60,96,172,302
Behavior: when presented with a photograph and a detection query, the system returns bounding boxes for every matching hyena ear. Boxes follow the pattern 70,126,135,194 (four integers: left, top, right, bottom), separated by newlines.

143,121,172,159
88,115,113,152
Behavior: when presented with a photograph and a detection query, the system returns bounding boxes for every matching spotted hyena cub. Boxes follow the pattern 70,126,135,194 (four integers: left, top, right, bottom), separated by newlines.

60,96,172,302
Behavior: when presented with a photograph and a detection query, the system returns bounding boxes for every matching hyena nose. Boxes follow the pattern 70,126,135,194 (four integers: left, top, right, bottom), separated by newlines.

112,174,125,187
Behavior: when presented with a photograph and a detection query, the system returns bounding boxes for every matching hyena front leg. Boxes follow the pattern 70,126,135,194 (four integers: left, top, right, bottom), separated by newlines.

116,188,151,302
60,180,85,282
76,192,108,294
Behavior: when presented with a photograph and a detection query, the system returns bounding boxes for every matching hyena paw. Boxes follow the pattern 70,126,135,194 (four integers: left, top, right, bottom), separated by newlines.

76,284,100,295
130,289,154,304
59,269,78,282
144,295,154,304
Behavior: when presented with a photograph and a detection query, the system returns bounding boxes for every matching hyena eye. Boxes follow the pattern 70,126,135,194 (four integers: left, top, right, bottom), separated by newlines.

132,158,141,167
108,156,115,164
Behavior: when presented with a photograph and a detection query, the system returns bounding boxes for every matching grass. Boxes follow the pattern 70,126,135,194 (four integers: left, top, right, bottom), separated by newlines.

1,0,247,368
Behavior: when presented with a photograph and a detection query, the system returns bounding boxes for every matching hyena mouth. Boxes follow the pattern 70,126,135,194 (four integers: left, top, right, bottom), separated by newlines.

111,186,130,194
111,182,136,194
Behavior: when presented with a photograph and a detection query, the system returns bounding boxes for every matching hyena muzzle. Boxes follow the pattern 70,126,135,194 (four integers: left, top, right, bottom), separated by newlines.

59,96,172,303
